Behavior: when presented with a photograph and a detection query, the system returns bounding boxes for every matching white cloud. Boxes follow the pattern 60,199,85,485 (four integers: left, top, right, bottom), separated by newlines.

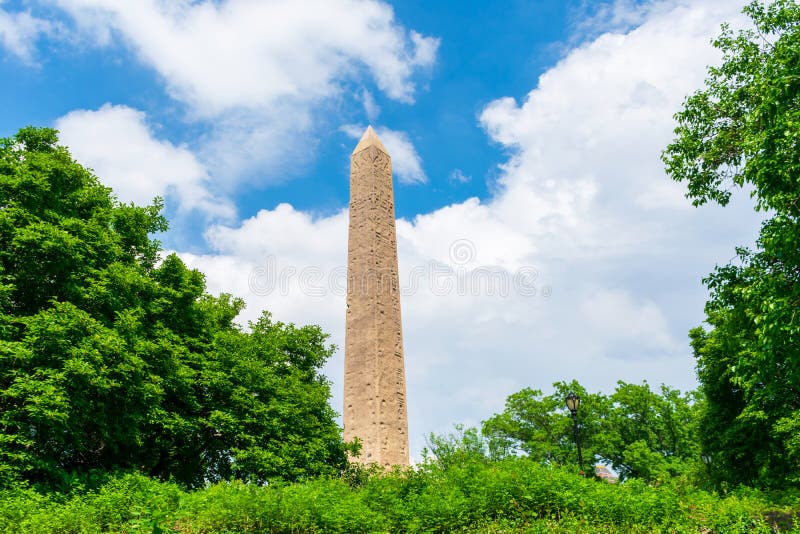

198,109,316,189
180,0,764,457
48,0,438,181
205,203,347,264
0,4,52,63
341,124,427,184
580,289,678,356
56,104,234,218
376,128,427,185
54,0,438,111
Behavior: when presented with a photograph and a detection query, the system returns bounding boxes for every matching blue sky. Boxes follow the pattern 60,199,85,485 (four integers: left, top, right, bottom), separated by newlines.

1,0,763,458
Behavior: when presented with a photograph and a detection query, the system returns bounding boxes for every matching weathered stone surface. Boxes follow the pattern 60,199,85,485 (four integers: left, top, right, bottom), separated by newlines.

343,126,409,467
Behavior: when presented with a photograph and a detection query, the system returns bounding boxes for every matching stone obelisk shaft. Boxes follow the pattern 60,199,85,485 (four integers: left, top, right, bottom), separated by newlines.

344,126,409,467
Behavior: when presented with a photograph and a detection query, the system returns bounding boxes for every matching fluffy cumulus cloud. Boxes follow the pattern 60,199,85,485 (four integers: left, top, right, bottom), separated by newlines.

56,104,234,218
48,0,438,180
178,0,767,457
0,3,53,63
53,0,437,111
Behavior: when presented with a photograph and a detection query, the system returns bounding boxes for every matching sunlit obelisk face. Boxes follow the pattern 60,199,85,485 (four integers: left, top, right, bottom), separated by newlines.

343,126,409,467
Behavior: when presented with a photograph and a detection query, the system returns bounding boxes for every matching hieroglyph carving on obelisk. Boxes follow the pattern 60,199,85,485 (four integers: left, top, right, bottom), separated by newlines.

343,126,409,467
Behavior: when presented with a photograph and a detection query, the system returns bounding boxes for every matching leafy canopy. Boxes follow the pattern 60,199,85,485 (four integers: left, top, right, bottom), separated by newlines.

662,0,800,488
480,380,701,483
0,126,352,490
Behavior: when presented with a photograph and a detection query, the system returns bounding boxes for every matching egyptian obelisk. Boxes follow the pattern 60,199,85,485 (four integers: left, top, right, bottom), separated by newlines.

344,126,409,467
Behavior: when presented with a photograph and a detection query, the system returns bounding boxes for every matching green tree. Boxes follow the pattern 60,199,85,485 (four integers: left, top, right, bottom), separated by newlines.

0,126,351,489
482,381,701,482
598,382,701,481
481,381,609,471
662,0,800,487
422,424,491,469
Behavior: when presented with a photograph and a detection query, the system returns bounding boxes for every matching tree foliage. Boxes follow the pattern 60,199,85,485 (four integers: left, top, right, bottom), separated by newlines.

481,381,700,482
598,383,701,482
481,381,608,470
0,126,351,489
662,0,800,488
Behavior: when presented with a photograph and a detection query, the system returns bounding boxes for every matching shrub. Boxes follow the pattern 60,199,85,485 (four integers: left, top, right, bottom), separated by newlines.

0,458,796,533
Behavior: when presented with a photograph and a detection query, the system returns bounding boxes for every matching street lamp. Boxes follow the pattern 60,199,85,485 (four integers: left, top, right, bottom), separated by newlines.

565,392,583,473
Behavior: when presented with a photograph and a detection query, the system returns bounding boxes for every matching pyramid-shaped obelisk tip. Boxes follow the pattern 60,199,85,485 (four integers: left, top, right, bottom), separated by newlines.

352,125,389,155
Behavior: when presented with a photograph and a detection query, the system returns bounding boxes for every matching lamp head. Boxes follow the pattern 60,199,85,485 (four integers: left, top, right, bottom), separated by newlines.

565,391,580,413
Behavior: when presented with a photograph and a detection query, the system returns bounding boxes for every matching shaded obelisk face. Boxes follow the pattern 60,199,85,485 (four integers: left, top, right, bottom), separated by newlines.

343,126,409,467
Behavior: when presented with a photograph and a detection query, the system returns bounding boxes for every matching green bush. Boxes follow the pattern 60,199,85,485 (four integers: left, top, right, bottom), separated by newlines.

0,459,796,533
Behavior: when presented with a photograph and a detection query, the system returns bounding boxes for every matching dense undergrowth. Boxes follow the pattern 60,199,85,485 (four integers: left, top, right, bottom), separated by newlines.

1,457,797,533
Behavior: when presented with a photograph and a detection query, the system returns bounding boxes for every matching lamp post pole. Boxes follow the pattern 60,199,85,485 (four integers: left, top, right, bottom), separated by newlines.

565,392,583,473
